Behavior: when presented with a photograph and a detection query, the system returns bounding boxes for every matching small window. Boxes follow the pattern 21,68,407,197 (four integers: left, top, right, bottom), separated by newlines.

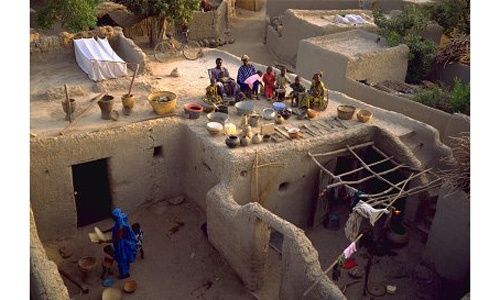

153,146,163,158
279,182,289,192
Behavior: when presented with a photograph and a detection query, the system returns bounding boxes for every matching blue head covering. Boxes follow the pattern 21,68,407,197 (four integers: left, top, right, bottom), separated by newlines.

111,208,137,265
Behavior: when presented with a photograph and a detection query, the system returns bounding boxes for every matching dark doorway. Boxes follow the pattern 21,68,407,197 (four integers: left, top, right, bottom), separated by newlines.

72,159,112,227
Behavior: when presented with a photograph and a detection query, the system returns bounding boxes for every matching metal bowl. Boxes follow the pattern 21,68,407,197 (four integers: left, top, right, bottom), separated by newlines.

261,108,276,120
207,112,229,124
272,102,287,112
235,100,254,115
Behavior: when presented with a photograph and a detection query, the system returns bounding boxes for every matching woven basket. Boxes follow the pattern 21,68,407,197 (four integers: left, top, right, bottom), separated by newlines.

147,91,177,115
337,105,356,120
356,109,373,123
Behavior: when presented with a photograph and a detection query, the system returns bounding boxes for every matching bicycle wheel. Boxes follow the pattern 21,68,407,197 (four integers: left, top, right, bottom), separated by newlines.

154,41,177,63
182,41,202,60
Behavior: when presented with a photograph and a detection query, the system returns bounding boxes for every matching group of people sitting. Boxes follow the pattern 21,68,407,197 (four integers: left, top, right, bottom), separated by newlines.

204,54,328,111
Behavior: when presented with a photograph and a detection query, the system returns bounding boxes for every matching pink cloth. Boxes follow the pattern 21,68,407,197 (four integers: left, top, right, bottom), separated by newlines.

343,241,357,259
244,74,263,87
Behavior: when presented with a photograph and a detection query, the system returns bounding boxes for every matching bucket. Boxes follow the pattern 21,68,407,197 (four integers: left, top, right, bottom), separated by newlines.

61,99,76,120
98,95,115,120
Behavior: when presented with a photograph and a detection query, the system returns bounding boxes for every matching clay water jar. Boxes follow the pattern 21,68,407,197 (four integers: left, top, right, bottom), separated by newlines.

275,114,284,124
249,113,260,127
252,133,263,144
240,135,251,147
98,95,114,120
225,135,239,148
61,99,76,121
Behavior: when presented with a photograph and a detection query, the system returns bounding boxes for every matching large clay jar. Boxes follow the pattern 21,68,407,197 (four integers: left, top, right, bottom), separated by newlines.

98,95,114,120
225,135,239,148
240,135,251,147
252,133,263,144
275,114,284,125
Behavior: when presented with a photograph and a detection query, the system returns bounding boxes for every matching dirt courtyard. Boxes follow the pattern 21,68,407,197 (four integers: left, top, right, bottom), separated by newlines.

44,199,254,300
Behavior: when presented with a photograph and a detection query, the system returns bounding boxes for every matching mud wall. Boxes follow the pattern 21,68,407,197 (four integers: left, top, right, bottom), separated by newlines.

30,208,70,300
236,0,265,11
296,31,409,91
266,9,378,67
30,118,185,241
266,0,404,20
343,78,470,145
189,0,230,41
112,28,149,74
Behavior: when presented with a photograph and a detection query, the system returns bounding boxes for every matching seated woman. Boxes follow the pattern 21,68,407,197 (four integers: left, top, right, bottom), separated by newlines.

237,54,257,97
210,58,239,97
204,78,223,107
300,72,328,111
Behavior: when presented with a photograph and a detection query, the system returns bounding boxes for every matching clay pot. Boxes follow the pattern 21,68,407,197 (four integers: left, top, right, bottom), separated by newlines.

263,134,271,142
242,124,252,136
249,113,260,127
240,135,251,147
121,94,135,110
275,114,284,124
252,133,263,144
225,135,239,148
184,103,203,119
61,98,76,121
98,95,114,120
279,108,292,120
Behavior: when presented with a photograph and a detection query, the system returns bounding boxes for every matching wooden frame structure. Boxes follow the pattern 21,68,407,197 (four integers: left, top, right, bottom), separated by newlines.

303,141,442,296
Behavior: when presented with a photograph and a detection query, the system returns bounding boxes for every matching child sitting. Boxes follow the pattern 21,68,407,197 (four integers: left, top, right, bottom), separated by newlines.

132,223,144,259
289,76,306,107
243,70,264,99
204,78,223,106
101,245,115,280
262,66,276,100
275,67,291,101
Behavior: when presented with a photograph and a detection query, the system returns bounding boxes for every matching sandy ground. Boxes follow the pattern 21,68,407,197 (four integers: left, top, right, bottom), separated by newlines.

306,204,442,300
45,199,254,300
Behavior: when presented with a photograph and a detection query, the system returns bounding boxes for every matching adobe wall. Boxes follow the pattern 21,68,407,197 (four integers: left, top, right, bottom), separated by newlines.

236,0,265,11
266,0,404,20
428,62,470,86
189,0,230,41
266,9,378,67
423,183,469,286
296,31,409,91
343,78,470,145
30,118,186,241
30,208,70,300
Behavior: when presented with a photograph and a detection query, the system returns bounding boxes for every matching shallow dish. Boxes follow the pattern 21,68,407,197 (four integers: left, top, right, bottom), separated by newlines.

307,108,318,119
337,105,356,120
123,279,137,293
207,112,229,124
287,127,300,139
356,109,373,123
235,100,254,115
262,108,276,120
102,287,122,300
206,122,223,135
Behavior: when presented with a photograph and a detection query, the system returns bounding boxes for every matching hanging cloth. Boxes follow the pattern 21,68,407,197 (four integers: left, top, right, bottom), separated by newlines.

344,200,389,241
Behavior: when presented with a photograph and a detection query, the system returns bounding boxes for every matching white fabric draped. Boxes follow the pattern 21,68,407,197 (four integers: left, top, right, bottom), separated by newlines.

73,37,128,82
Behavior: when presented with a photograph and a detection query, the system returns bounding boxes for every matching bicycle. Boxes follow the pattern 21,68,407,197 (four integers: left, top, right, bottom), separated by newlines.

153,29,202,62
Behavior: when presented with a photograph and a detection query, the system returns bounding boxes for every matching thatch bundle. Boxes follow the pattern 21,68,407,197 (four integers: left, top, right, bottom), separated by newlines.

439,132,470,196
436,35,470,66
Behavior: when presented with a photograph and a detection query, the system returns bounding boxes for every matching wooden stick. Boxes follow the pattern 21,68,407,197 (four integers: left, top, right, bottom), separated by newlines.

328,165,403,188
334,156,393,179
362,168,433,199
371,145,423,172
59,93,105,135
310,141,374,157
128,64,140,96
347,145,403,193
64,84,71,123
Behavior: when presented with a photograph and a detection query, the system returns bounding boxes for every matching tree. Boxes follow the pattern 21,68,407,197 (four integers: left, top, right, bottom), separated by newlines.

119,0,201,47
374,6,437,83
427,0,470,36
36,0,100,33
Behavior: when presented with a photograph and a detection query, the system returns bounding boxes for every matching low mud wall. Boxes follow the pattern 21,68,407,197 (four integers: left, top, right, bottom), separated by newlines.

189,0,230,41
30,208,70,300
236,0,265,11
343,78,470,144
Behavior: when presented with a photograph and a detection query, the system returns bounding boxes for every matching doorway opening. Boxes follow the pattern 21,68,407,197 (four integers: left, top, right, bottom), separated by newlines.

72,158,112,227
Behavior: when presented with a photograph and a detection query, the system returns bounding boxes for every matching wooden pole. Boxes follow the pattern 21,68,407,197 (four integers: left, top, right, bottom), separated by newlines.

128,64,140,96
59,93,105,135
64,84,71,123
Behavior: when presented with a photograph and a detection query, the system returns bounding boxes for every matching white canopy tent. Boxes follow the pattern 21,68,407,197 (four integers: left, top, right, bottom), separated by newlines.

73,37,128,82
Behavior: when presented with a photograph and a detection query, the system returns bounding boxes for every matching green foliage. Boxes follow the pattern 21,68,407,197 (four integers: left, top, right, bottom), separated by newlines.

449,78,470,115
374,6,437,83
427,0,470,35
413,84,452,113
412,79,470,115
119,0,201,25
36,0,100,32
